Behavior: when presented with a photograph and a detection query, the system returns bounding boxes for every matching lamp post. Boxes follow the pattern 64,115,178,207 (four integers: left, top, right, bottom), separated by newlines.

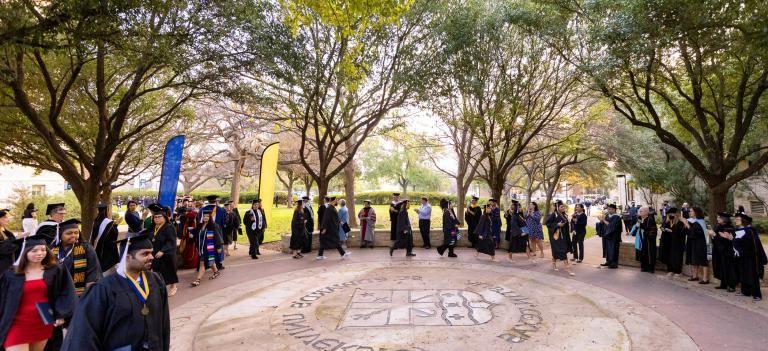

616,174,627,208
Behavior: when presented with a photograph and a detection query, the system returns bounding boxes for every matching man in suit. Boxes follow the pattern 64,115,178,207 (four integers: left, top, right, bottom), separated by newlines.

600,203,623,269
301,196,314,253
243,199,266,259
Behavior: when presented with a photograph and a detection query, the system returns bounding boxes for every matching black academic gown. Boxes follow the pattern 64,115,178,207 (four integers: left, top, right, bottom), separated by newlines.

438,208,459,255
392,208,413,252
389,202,399,241
91,219,120,272
318,205,327,232
465,205,480,248
636,216,657,272
0,230,16,274
301,206,314,253
546,213,571,260
319,206,341,250
505,210,528,253
596,221,607,259
734,226,768,298
605,214,623,266
149,224,178,285
685,221,708,266
61,272,170,351
712,224,737,288
0,265,76,348
290,211,306,251
662,221,686,274
475,214,495,257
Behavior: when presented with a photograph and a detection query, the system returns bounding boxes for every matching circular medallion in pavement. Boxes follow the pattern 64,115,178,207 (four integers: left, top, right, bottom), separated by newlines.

171,261,698,351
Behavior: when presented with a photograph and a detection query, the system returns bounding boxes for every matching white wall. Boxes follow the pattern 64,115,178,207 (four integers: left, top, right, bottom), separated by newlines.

0,165,67,207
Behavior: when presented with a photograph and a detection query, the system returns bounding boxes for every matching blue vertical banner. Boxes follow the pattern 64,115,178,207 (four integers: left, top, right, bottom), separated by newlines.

158,135,186,209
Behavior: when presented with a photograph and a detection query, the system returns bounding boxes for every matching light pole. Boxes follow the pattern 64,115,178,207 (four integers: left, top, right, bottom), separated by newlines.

616,174,627,208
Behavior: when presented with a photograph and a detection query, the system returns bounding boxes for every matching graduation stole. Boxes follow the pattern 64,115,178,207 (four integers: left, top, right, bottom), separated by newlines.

125,271,151,316
53,244,88,295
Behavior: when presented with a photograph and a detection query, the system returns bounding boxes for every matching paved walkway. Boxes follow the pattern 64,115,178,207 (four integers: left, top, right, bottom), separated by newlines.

170,237,768,351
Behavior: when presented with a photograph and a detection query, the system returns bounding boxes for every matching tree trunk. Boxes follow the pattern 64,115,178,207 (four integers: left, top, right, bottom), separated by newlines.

344,161,358,227
230,158,244,204
456,178,466,226
543,172,562,219
707,186,729,221
317,179,329,204
76,180,101,241
286,178,294,208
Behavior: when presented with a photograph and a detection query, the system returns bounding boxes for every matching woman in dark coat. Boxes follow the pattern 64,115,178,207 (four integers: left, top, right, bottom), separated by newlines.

684,206,709,283
546,203,574,275
0,209,17,274
635,206,657,273
437,199,459,258
290,200,306,259
146,204,178,296
0,235,76,350
711,212,737,291
570,204,588,263
731,213,767,300
474,205,496,261
505,200,530,261
660,208,686,275
390,200,415,257
318,197,347,259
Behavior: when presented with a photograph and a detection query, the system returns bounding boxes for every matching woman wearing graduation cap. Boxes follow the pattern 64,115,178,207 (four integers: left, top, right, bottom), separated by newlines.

61,231,171,350
389,199,415,257
729,213,767,300
474,204,496,261
710,212,737,291
146,204,178,296
0,209,17,273
191,208,223,287
659,208,686,276
0,234,76,351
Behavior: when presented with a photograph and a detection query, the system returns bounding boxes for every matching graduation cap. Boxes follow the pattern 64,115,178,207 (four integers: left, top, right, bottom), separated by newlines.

363,199,372,204
116,231,154,277
329,196,337,201
667,207,678,214
25,203,38,212
0,209,10,218
735,212,753,224
45,203,65,216
607,204,617,209
252,199,262,204
205,195,219,203
717,212,732,218
201,208,213,215
439,198,449,208
323,196,331,201
392,193,401,197
148,203,164,215
13,234,50,266
95,203,109,209
301,196,310,200
511,199,520,204
488,198,497,203
59,218,81,232
471,196,479,201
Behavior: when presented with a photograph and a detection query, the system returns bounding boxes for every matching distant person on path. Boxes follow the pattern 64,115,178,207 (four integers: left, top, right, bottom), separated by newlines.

415,197,432,249
124,200,142,233
634,206,657,273
116,196,123,212
357,200,377,248
91,204,120,274
389,193,401,241
488,199,502,249
338,199,350,248
222,202,237,257
464,196,481,248
660,200,670,219
178,202,200,269
584,200,592,215
289,200,306,259
390,199,415,257
711,212,737,292
570,203,588,263
505,200,530,262
600,204,623,269
274,193,279,208
735,205,746,215
659,208,686,276
681,202,691,219
146,204,178,297
474,205,496,261
243,199,266,259
684,206,710,284
436,199,459,258
22,203,38,237
317,197,349,260
731,213,767,301
301,196,314,254
525,202,544,258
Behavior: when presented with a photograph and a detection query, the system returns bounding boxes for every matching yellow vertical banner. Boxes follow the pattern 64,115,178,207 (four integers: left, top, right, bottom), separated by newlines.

258,142,280,223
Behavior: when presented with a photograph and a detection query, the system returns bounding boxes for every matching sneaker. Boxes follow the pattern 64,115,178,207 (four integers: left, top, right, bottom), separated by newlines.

315,256,326,260
342,252,351,259
754,297,762,301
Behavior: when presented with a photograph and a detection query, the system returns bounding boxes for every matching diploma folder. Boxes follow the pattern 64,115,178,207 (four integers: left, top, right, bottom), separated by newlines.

35,302,54,325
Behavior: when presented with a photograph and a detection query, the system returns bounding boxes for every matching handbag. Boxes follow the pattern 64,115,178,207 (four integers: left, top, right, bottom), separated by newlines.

342,222,352,234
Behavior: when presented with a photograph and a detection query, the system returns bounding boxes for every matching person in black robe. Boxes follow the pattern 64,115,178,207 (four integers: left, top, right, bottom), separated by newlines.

231,205,242,251
474,205,496,261
570,204,588,263
317,197,348,260
600,204,623,269
684,206,709,283
222,202,237,256
289,200,306,259
505,200,530,261
317,196,329,233
62,231,170,350
464,196,481,248
1,234,76,350
660,208,686,275
146,204,178,296
37,203,67,246
546,203,574,275
596,210,607,263
731,213,767,300
437,199,459,258
90,204,120,274
0,209,17,273
243,199,267,259
711,212,737,291
191,209,223,287
301,196,315,254
389,193,401,241
390,199,415,257
635,206,658,273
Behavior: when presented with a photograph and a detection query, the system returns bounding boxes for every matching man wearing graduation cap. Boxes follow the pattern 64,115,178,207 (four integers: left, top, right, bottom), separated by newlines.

243,199,267,259
317,197,350,260
91,203,120,274
465,196,481,248
36,203,66,245
390,199,416,257
389,193,401,241
317,196,330,232
62,231,170,350
301,196,315,253
599,204,623,268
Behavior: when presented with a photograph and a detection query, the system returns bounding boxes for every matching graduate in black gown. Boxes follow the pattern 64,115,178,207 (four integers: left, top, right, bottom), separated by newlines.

317,197,348,260
389,193,401,241
62,231,170,350
546,203,574,275
635,206,657,273
0,209,17,273
684,207,709,283
600,204,623,269
90,204,120,274
437,199,459,258
301,196,315,254
596,211,607,264
289,200,306,259
711,212,737,291
570,204,588,263
731,213,767,300
659,208,686,275
474,205,496,261
464,196,481,248
505,200,530,261
390,199,415,257
146,204,178,297
37,203,67,246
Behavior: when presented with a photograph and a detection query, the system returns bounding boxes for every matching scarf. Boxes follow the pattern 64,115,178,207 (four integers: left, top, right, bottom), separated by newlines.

53,243,89,295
